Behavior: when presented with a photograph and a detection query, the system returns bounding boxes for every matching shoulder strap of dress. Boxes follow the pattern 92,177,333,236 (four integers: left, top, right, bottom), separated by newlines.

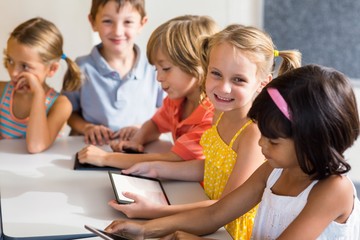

45,88,60,114
214,112,224,127
298,180,318,198
267,168,283,187
229,119,253,148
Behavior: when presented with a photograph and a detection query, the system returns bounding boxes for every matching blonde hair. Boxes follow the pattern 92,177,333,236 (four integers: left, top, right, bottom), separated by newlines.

147,15,219,84
6,17,81,91
200,24,302,99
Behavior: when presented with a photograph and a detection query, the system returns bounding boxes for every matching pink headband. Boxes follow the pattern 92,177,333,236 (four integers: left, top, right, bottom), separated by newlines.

267,88,292,121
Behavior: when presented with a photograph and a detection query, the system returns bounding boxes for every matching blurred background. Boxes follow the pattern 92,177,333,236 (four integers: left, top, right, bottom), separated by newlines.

0,0,263,91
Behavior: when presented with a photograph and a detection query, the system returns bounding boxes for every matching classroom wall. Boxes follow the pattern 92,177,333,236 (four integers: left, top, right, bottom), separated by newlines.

264,0,360,81
0,0,263,92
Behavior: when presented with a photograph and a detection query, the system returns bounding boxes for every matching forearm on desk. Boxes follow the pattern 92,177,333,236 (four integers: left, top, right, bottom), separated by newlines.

103,151,183,169
27,95,71,153
144,204,223,238
145,198,217,219
153,160,204,181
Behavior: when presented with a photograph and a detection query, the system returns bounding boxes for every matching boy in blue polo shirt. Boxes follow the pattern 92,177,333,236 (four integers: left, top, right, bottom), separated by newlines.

63,0,163,146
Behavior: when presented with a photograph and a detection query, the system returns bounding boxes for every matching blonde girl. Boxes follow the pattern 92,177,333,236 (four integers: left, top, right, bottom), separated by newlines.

77,15,219,168
0,17,81,153
106,24,301,240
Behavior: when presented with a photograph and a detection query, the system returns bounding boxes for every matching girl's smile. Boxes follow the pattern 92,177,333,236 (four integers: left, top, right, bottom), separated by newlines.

213,93,234,103
205,42,261,113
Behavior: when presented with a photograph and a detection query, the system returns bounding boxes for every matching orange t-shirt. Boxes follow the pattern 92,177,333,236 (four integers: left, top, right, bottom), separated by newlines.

151,97,214,160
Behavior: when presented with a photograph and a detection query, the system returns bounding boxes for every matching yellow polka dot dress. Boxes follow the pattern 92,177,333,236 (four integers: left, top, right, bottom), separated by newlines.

201,113,258,240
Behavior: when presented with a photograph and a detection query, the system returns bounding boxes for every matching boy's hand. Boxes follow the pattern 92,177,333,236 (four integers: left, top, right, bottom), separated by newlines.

112,126,140,141
110,140,144,153
122,162,158,178
83,124,113,146
77,145,108,167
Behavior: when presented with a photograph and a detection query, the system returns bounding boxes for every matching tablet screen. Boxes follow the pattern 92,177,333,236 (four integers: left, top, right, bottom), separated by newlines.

108,171,169,205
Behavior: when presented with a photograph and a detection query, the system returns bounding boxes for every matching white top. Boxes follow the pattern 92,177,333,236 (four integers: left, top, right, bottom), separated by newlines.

251,168,360,240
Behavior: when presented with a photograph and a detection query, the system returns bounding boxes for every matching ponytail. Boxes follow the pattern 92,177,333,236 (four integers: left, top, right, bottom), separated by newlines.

62,56,82,91
276,50,302,76
7,17,83,92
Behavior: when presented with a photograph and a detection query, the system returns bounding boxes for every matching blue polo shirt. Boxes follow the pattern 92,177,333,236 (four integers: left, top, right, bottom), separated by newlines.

63,44,163,131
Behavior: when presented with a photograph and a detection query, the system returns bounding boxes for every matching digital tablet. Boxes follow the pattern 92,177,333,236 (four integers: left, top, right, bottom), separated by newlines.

73,153,119,171
85,225,131,240
122,147,146,154
108,171,170,205
74,148,145,171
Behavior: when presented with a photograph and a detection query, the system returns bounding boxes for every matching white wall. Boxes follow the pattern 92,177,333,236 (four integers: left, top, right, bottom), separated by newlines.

0,0,263,92
137,0,264,50
0,0,93,91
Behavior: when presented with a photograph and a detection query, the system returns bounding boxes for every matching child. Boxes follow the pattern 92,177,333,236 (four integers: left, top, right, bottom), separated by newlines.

103,65,360,239
106,24,301,240
77,15,219,168
0,17,81,153
62,0,164,146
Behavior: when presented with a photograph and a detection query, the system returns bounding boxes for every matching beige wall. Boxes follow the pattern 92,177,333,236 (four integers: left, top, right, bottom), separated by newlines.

0,0,263,91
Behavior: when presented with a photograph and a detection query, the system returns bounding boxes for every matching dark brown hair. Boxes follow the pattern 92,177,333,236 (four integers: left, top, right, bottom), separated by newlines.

248,64,359,180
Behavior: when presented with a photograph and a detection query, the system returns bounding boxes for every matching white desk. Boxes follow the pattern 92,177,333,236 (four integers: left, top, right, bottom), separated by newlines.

0,137,231,239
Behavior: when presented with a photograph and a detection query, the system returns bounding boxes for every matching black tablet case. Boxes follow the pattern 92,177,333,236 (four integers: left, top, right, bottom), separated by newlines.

73,153,119,171
73,148,145,171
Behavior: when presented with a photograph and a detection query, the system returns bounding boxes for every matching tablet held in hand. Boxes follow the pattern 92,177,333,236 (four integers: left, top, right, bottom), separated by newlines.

84,225,131,240
108,171,170,205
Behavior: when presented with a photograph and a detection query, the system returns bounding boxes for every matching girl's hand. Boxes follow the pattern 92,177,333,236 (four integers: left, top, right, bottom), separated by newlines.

108,192,163,219
83,123,113,146
112,126,140,141
161,231,211,240
105,219,145,240
110,140,144,153
77,145,108,166
122,162,158,178
14,72,43,94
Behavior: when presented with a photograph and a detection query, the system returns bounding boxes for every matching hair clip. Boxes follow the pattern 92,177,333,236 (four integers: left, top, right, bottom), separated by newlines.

274,50,279,57
61,53,67,60
267,87,291,121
